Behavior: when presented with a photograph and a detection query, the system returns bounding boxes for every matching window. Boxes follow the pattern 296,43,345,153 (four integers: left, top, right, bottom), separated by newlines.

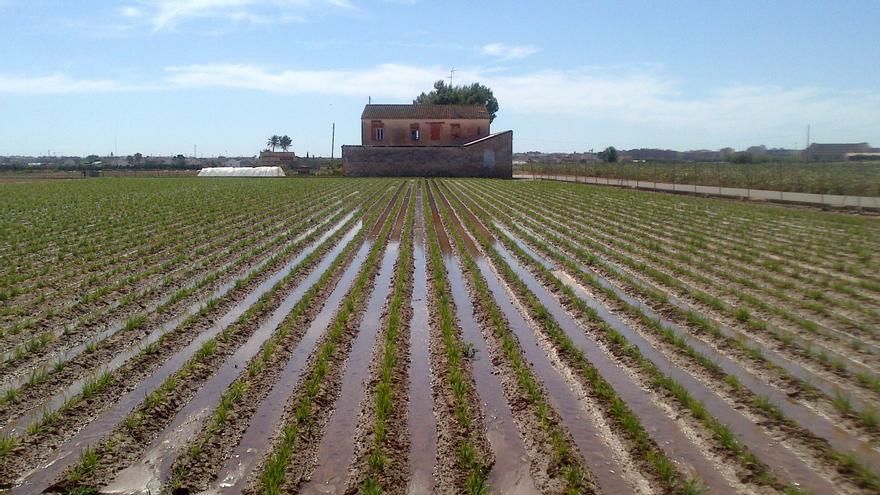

410,124,420,141
375,127,384,141
430,122,442,140
451,124,461,138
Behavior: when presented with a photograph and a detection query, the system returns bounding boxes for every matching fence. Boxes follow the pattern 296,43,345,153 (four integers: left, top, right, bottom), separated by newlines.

514,173,880,210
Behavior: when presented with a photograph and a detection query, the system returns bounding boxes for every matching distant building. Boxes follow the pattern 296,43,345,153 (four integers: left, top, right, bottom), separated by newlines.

259,151,297,168
343,103,512,178
803,143,876,161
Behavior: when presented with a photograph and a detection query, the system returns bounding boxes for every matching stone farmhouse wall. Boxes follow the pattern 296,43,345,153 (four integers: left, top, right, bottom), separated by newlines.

342,131,512,178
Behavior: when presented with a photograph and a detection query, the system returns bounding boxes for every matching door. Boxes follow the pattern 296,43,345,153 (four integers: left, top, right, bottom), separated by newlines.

430,123,442,141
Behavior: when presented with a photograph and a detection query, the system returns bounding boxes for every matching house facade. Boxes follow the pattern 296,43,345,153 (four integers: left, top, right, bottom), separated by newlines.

344,103,512,178
361,104,491,146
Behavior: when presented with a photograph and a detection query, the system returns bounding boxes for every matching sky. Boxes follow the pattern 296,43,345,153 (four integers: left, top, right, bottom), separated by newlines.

0,0,878,157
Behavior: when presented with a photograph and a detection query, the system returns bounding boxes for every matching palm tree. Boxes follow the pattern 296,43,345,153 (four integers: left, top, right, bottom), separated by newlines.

267,135,280,151
279,135,292,152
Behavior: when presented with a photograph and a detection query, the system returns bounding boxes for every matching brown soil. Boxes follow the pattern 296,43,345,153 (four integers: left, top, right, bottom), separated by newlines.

423,247,492,493
346,246,414,493
0,218,347,483
165,233,369,493
40,226,353,492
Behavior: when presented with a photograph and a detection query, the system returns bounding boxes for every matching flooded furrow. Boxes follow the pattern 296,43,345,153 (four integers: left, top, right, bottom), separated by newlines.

0,204,317,366
526,194,880,377
0,211,334,398
472,253,638,494
505,216,879,413
299,243,399,494
544,268,841,493
506,222,880,467
406,183,437,495
370,184,405,239
100,222,363,495
390,184,412,241
427,185,538,494
7,215,359,495
480,182,879,393
210,240,375,494
0,214,350,438
444,184,736,493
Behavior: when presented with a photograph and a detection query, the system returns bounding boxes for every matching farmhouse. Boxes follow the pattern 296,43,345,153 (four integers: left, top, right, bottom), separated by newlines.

343,103,512,178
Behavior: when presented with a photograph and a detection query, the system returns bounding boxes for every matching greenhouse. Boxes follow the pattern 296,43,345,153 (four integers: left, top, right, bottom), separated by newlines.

197,166,286,177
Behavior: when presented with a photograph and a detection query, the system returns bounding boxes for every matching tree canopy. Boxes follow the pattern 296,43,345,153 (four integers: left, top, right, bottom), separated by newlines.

266,134,293,152
414,80,499,123
598,146,619,163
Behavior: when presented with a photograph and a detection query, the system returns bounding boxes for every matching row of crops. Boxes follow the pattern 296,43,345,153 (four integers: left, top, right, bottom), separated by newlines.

515,161,880,196
0,177,877,494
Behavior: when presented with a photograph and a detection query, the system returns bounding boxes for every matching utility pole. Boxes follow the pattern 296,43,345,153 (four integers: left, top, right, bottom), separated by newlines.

194,144,197,158
449,67,456,86
331,123,336,160
806,124,811,149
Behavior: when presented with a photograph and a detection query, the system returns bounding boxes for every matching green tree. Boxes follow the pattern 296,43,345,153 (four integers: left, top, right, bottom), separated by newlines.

267,135,280,152
414,80,499,123
279,135,292,152
598,146,618,163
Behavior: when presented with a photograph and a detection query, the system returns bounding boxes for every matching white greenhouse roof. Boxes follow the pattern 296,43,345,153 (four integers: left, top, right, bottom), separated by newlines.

197,166,286,177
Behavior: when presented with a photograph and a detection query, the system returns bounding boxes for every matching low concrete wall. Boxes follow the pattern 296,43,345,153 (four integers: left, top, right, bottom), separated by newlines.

514,173,880,210
343,131,512,178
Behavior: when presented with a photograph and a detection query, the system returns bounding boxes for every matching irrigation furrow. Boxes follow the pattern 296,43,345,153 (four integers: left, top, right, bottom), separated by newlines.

426,184,539,494
0,202,374,493
532,186,879,350
298,228,400,493
463,181,877,491
441,182,745,494
0,209,349,437
505,223,880,472
495,238,841,493
550,193,880,357
0,197,343,395
211,185,403,493
0,186,349,363
475,181,880,398
421,187,492,493
348,183,416,494
498,218,879,424
559,187,880,315
158,189,394,494
99,220,364,494
460,182,880,465
0,202,282,337
405,183,437,495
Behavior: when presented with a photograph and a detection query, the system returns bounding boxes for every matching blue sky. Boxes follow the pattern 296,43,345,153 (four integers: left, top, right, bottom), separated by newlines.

0,0,878,157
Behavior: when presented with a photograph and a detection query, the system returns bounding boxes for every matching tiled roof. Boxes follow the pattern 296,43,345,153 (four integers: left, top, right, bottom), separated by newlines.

361,104,489,120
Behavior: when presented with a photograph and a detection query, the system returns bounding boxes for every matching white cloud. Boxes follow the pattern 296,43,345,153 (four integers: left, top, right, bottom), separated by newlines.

163,63,438,98
119,0,351,31
1,64,877,141
119,6,143,18
0,73,157,94
481,42,539,60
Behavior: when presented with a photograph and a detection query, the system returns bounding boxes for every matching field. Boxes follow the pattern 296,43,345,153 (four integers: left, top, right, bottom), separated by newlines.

0,177,878,495
515,161,880,196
